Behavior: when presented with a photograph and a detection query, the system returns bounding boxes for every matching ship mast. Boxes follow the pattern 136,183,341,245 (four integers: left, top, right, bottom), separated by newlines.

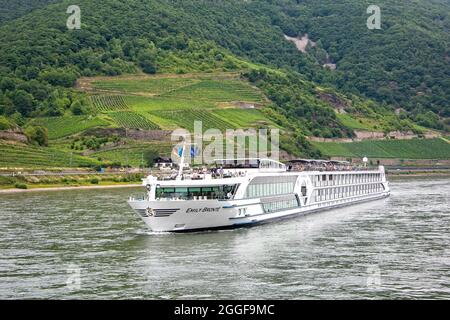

176,140,198,181
176,142,187,181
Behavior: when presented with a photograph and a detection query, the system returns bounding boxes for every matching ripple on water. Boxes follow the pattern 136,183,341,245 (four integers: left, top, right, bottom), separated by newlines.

0,179,449,299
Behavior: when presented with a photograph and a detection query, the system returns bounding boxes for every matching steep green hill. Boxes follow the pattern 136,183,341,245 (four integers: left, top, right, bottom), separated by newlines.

0,0,449,168
0,140,99,168
0,0,448,127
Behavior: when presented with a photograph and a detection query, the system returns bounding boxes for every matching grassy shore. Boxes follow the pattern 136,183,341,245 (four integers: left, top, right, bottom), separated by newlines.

0,172,145,192
0,183,141,194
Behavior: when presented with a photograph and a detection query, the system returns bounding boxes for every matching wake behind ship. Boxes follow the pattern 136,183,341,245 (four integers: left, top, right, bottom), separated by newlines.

128,158,390,232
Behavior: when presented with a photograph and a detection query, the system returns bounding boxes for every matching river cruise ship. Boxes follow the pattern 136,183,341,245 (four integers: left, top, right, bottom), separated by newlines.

128,158,390,232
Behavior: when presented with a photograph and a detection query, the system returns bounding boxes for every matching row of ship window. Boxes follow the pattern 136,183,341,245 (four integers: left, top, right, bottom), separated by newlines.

155,185,237,200
262,199,299,213
313,173,381,187
314,183,384,202
245,182,295,198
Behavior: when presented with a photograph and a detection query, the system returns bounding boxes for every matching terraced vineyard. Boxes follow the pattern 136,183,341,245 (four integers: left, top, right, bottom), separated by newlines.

108,112,160,130
85,74,271,132
30,116,111,139
0,141,99,168
7,73,278,169
313,138,450,159
125,96,216,112
150,109,236,132
162,80,263,102
90,95,129,112
92,78,199,95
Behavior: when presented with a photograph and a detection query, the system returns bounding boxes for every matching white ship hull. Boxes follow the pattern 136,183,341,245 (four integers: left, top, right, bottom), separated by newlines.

128,164,390,233
129,192,389,232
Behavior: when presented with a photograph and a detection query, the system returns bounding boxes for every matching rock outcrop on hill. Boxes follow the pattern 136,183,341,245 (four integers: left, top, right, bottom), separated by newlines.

0,130,27,143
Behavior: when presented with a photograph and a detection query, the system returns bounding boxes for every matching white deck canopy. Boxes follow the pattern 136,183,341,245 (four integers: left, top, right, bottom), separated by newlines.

213,158,286,171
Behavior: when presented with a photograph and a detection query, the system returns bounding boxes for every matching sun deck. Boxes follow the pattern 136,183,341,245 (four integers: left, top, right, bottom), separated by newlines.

151,158,380,182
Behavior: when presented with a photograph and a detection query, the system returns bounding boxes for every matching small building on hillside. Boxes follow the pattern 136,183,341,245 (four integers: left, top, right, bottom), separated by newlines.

154,157,173,170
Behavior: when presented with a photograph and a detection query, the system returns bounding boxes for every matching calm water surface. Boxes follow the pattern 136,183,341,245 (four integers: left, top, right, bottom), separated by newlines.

0,177,449,299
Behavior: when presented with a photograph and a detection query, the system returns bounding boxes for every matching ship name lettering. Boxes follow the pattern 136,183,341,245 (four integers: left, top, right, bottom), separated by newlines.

186,207,221,213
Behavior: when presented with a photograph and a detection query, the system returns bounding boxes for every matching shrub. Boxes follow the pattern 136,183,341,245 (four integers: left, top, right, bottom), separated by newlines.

14,183,28,189
143,150,159,167
25,125,48,146
90,178,99,184
39,69,78,88
70,100,85,115
0,176,14,185
0,116,11,130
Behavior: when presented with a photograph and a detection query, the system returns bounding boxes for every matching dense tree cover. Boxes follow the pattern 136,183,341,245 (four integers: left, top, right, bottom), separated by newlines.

0,0,252,118
0,0,58,24
244,69,353,138
245,68,423,137
267,0,449,126
0,0,448,133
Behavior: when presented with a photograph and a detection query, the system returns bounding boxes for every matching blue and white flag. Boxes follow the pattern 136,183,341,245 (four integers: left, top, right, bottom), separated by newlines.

190,146,198,158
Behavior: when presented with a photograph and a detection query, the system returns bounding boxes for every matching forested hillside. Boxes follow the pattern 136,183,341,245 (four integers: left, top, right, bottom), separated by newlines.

0,0,355,143
0,0,448,128
0,0,448,165
277,0,450,125
0,0,58,23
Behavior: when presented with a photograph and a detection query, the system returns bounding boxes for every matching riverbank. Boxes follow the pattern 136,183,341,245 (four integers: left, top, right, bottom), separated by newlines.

0,172,145,194
1,170,449,194
0,183,141,194
387,169,450,177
